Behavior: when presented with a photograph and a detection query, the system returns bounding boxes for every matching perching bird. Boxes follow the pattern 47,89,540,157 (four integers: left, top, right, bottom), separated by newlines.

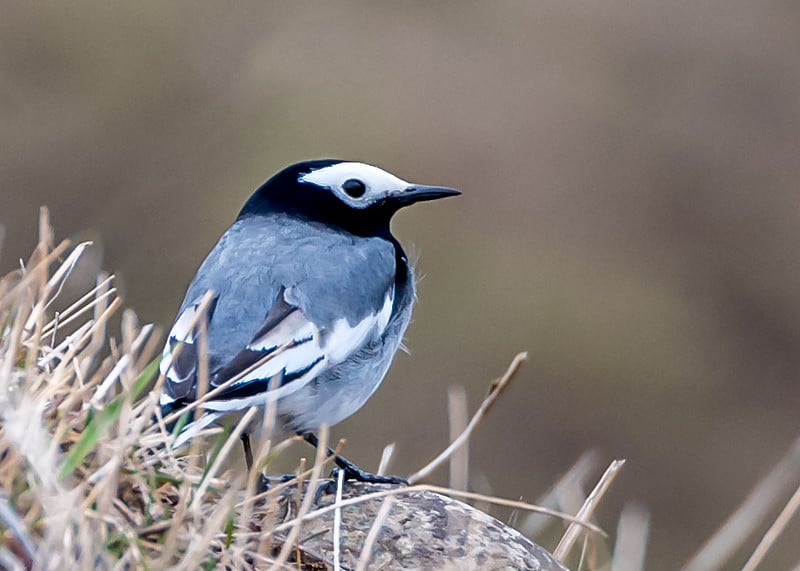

158,159,459,483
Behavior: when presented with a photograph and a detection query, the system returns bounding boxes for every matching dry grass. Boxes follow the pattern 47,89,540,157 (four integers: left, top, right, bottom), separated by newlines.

0,211,602,569
3,210,798,570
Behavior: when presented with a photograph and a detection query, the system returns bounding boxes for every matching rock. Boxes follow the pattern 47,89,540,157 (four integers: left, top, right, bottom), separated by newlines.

263,480,567,570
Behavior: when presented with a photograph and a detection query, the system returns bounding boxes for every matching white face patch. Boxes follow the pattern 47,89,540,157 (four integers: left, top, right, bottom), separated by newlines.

298,162,410,207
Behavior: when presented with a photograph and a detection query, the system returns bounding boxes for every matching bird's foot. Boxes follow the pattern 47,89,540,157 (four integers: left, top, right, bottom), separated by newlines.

330,465,408,486
298,431,407,501
257,473,299,494
312,466,407,503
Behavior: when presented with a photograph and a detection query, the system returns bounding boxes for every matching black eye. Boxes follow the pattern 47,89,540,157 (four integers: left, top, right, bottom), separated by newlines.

342,178,367,198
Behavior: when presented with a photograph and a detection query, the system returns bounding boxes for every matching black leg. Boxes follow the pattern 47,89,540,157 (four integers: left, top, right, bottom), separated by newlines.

241,433,254,471
301,432,407,485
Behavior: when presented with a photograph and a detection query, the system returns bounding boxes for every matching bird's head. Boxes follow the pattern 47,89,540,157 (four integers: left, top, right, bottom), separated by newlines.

238,159,460,235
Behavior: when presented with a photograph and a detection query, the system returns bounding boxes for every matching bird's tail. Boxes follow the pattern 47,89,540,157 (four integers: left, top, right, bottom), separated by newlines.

156,397,223,448
171,411,223,449
158,398,191,433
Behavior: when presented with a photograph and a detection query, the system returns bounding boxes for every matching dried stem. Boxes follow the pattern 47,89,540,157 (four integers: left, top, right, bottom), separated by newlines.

408,352,527,484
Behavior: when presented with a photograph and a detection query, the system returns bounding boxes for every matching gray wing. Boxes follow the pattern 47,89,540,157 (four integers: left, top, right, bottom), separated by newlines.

159,213,397,408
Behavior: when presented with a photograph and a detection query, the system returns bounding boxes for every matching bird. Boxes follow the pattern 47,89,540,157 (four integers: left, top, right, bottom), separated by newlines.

157,159,459,483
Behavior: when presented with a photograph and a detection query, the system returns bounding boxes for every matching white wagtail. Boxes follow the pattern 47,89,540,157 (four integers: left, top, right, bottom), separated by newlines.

158,159,459,483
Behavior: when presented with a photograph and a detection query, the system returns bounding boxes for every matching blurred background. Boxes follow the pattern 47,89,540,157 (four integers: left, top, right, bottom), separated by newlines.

2,2,800,568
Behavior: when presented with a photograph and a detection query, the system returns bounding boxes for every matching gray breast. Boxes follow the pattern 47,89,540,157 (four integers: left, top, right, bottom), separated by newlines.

276,257,415,433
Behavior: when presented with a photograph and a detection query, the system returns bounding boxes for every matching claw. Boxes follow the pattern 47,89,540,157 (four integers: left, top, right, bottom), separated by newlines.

256,473,300,494
330,465,408,486
299,431,408,495
312,479,338,504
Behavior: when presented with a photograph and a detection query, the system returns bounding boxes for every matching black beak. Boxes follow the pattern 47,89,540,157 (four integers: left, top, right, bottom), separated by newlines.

391,185,461,206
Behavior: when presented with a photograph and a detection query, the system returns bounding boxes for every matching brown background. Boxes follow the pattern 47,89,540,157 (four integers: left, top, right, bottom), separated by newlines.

2,2,800,568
